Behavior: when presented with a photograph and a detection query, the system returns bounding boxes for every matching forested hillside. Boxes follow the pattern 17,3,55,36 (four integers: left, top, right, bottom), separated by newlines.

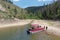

25,1,60,20
0,0,60,20
0,0,27,19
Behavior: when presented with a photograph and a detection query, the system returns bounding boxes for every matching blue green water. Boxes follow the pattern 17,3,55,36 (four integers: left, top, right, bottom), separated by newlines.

0,25,51,40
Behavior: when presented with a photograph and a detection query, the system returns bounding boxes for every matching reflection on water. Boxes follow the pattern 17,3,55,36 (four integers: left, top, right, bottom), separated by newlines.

0,25,51,40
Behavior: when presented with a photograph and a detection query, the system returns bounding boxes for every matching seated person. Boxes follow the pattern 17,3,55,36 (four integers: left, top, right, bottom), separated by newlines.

31,27,34,29
39,26,41,27
37,26,40,28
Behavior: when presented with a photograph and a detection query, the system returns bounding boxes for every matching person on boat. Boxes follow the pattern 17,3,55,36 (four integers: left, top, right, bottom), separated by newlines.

39,26,41,27
44,26,45,29
46,26,48,30
31,27,34,29
37,26,39,28
27,27,35,34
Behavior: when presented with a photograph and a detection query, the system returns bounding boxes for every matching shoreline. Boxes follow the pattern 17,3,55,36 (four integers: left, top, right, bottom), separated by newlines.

0,19,60,36
0,19,32,28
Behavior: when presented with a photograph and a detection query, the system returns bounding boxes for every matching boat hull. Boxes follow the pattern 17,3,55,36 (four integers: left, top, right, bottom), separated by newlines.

29,28,45,34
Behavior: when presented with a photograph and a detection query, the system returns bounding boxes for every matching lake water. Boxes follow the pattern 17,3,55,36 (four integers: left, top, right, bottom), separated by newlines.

0,25,51,40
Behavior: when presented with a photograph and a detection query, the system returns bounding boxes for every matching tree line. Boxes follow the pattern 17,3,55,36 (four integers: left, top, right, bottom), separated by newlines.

25,1,60,20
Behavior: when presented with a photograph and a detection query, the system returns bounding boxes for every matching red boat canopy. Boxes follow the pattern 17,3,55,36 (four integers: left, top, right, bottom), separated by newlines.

31,24,39,27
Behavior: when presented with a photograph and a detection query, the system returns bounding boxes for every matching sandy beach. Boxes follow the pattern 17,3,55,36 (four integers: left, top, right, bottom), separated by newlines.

0,19,32,28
